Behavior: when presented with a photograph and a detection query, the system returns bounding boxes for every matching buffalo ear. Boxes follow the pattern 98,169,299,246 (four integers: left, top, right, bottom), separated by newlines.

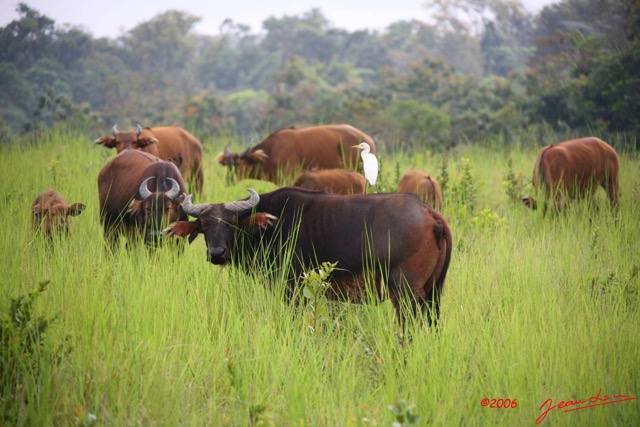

128,199,142,214
94,136,116,148
241,213,278,230
247,149,269,163
69,203,86,216
135,136,158,148
163,221,200,243
32,203,43,215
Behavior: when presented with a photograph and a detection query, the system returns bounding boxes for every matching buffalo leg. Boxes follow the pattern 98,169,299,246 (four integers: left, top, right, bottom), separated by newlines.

419,291,441,329
388,272,419,329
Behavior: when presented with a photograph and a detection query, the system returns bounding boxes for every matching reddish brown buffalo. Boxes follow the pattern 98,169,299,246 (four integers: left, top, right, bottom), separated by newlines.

521,137,619,213
217,124,376,184
94,124,204,193
398,169,443,211
31,190,85,240
293,169,366,195
98,150,188,247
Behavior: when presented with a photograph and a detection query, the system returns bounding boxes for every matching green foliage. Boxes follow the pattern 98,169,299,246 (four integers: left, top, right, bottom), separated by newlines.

471,207,507,233
301,262,336,335
224,348,274,426
2,1,637,141
1,129,639,425
438,156,449,195
502,157,529,204
526,0,640,137
385,99,450,150
448,157,477,213
0,281,63,424
387,399,421,427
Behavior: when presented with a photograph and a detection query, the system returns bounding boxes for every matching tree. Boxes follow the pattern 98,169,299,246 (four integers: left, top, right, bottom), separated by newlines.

0,62,34,131
526,0,640,133
385,99,451,149
262,9,341,64
0,3,55,70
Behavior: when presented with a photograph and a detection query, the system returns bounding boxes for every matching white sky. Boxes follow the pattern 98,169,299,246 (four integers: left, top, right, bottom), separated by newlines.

0,0,556,39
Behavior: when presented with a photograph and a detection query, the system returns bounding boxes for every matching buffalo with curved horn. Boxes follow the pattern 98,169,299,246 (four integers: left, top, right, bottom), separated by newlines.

98,150,188,248
95,123,204,194
166,187,452,328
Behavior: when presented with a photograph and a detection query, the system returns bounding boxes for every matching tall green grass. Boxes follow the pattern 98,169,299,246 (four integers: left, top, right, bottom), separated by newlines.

1,129,638,425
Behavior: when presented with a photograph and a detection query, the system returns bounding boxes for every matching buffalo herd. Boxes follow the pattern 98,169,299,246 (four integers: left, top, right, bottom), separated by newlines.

32,123,621,327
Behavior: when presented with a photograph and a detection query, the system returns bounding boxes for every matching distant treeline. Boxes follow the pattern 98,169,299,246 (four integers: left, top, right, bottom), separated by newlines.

0,0,638,149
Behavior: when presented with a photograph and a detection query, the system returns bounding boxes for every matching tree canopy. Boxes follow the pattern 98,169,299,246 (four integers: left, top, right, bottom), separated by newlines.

0,0,638,147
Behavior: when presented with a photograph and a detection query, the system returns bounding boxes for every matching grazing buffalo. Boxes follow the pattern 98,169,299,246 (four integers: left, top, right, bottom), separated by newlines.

398,169,443,211
31,190,85,240
293,169,366,195
94,124,204,194
98,150,188,247
165,187,452,326
521,137,619,213
217,124,376,184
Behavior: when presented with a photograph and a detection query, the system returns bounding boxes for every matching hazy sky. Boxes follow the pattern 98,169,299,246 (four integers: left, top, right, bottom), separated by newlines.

0,0,556,39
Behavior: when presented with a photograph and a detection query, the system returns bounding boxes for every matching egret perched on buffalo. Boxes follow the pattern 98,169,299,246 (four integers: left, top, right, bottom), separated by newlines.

353,142,378,189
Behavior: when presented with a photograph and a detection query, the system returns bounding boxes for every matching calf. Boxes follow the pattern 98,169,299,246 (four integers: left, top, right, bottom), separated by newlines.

398,169,443,211
31,190,85,240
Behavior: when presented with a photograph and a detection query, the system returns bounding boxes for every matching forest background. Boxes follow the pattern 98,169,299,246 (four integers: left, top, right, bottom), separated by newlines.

1,0,639,150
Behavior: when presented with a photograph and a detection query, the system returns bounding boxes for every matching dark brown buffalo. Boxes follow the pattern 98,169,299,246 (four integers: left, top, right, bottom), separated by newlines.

217,124,376,184
98,150,188,247
293,169,366,195
521,137,619,213
94,124,204,193
31,190,85,240
398,169,443,211
165,187,452,326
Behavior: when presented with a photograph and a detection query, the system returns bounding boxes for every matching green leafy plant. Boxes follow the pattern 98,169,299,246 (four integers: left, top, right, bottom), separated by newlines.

301,261,337,335
388,399,421,426
472,208,507,233
438,156,449,195
0,281,62,424
502,157,528,204
450,157,477,213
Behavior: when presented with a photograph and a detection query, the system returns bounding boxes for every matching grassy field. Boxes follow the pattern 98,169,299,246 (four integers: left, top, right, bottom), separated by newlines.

1,128,638,426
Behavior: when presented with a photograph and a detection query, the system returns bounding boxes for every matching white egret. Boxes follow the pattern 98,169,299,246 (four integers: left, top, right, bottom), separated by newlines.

353,142,378,187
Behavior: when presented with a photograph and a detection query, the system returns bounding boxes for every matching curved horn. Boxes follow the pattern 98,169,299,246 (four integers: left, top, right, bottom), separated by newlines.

139,177,154,199
224,188,259,214
182,194,209,217
135,124,143,136
165,178,181,199
112,124,119,135
224,142,231,156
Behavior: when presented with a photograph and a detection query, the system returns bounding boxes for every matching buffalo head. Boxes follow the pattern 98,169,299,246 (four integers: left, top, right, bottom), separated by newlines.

129,176,185,244
520,196,538,210
216,144,269,181
94,124,158,153
164,189,277,264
